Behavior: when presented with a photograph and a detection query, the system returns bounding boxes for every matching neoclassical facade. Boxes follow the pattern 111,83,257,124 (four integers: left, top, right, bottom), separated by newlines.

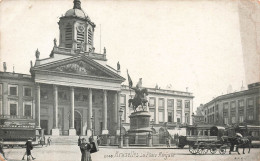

0,0,194,138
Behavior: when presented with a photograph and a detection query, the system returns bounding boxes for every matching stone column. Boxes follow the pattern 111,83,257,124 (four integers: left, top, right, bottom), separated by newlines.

182,100,185,124
69,87,76,135
117,91,121,134
244,98,246,121
155,97,159,124
114,92,118,135
35,83,41,129
102,90,109,135
52,85,59,135
173,99,177,122
164,98,167,122
189,100,193,125
87,88,92,137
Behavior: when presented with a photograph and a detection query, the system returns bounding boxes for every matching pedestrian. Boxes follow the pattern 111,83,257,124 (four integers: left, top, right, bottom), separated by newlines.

166,137,171,148
0,139,7,161
96,136,101,146
40,136,45,147
22,138,36,161
78,135,82,146
46,137,51,146
80,138,92,161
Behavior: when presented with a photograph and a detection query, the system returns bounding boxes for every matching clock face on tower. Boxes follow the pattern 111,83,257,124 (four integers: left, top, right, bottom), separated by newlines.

77,25,85,33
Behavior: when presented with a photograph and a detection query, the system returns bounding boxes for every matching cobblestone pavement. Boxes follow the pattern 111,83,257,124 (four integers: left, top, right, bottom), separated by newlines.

3,145,260,161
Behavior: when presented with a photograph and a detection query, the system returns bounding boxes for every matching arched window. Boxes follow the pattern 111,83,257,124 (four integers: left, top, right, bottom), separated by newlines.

65,23,72,48
88,28,93,45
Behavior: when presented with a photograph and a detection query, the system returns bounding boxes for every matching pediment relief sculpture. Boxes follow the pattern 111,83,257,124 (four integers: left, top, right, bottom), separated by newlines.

51,61,112,78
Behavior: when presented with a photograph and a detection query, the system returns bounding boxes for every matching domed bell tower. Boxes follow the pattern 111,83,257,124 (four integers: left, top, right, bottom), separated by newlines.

58,0,96,53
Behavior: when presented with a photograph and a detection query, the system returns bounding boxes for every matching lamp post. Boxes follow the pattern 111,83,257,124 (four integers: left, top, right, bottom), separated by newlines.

91,116,94,138
119,108,123,148
151,119,154,145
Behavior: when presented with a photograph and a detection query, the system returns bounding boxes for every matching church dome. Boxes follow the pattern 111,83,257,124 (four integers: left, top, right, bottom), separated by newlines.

65,8,88,19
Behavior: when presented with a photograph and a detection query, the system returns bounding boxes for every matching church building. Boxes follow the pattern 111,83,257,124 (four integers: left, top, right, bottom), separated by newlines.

0,0,194,142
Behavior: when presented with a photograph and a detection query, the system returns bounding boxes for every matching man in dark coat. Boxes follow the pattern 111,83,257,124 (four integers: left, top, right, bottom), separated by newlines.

22,138,36,160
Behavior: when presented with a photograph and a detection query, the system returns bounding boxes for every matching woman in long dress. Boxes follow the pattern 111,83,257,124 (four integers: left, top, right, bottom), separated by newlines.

80,138,92,161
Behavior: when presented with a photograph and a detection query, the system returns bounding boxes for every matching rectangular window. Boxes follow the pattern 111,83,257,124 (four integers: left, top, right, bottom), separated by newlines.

224,118,228,124
248,99,254,106
120,95,126,105
149,110,155,122
167,99,174,107
149,97,155,107
231,102,235,109
158,98,164,108
247,109,254,120
10,103,17,116
159,111,164,122
177,100,182,108
216,105,219,111
185,113,189,123
223,103,229,109
185,100,190,108
24,87,32,97
24,104,32,117
238,100,244,107
168,112,172,123
176,112,181,123
231,117,236,123
239,116,244,123
9,85,18,96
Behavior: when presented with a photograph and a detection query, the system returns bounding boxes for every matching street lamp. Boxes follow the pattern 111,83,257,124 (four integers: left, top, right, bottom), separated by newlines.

119,108,124,148
151,119,154,145
91,116,94,138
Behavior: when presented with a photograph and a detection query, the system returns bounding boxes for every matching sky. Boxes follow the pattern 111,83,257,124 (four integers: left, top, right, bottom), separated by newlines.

0,0,249,110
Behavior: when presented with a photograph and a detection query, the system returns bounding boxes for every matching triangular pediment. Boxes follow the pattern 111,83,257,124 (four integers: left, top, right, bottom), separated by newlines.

50,60,112,78
32,55,125,82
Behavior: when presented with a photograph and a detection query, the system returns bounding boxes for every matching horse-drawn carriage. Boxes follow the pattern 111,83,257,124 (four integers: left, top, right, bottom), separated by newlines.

179,125,252,155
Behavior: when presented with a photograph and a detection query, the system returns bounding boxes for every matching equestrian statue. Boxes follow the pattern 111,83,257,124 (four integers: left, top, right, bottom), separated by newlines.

128,78,149,112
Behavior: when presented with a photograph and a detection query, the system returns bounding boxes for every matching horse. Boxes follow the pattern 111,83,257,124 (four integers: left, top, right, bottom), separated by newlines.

128,88,148,112
229,136,252,155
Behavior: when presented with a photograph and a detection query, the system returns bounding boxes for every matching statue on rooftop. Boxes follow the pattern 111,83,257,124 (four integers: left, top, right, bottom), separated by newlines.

35,49,40,60
54,38,57,47
3,62,7,72
117,61,120,71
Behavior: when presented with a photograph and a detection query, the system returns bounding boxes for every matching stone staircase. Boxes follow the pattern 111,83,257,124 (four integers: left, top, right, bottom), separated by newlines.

45,135,79,145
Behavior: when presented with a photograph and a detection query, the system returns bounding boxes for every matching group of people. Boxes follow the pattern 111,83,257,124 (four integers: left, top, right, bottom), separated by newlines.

78,136,99,161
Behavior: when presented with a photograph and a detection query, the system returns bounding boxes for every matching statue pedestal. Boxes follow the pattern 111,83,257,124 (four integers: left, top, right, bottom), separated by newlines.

128,111,151,133
128,111,152,145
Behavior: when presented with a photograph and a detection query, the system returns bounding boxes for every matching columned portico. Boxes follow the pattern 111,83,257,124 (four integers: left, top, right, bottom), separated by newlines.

35,83,41,129
69,87,76,135
87,88,92,137
102,90,109,134
114,92,118,134
52,85,59,135
116,91,121,135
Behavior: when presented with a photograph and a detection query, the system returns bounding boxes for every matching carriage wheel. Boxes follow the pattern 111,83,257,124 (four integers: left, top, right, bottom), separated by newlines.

219,146,226,155
210,147,217,154
198,148,208,154
189,145,198,154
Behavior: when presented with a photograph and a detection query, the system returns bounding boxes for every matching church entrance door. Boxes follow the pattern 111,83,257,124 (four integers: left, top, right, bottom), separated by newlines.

74,110,82,135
